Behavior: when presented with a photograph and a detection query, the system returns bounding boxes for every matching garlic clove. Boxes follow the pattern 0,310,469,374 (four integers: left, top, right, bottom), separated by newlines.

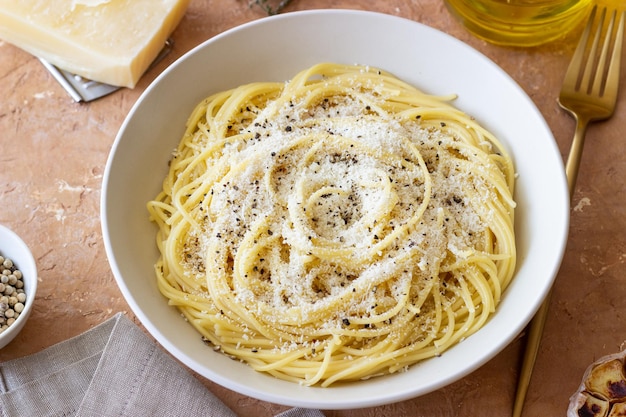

586,359,626,402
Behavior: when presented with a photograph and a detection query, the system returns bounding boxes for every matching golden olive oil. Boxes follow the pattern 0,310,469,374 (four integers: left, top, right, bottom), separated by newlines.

445,0,594,46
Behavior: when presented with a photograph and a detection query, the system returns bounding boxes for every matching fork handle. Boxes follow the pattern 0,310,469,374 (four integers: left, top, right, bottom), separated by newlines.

513,292,552,417
565,116,590,197
512,114,589,417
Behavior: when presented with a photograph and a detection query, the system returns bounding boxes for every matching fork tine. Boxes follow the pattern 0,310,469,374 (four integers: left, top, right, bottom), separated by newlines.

571,5,624,102
604,9,625,100
590,7,612,96
591,7,623,98
580,6,604,92
567,5,596,92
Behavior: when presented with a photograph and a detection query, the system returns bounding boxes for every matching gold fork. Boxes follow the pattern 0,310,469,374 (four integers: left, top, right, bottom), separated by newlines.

513,5,625,417
560,4,625,195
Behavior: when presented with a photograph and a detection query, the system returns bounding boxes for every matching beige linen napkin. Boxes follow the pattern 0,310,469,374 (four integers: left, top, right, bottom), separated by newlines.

0,313,325,417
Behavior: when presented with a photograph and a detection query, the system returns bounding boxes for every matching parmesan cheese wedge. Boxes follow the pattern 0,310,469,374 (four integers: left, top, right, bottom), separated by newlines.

0,0,190,88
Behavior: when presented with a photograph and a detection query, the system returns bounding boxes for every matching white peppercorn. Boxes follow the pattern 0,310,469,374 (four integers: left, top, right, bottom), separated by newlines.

0,253,27,334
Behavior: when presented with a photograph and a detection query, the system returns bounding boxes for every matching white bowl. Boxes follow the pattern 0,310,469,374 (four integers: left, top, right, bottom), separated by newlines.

0,224,38,349
101,10,569,409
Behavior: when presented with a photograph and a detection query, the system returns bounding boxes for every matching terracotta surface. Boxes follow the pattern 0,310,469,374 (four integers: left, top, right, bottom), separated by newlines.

1,1,625,416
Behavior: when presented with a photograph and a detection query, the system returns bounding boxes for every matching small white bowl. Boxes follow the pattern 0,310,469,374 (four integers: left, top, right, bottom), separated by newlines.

0,224,37,349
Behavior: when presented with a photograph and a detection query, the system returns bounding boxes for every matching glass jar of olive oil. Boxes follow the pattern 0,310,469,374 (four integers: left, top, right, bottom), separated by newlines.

445,0,593,46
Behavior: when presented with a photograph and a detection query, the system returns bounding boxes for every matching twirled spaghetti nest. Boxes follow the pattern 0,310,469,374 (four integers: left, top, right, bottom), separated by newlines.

148,63,516,386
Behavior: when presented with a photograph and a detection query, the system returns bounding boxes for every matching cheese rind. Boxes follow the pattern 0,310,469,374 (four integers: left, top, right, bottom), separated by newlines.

0,0,190,88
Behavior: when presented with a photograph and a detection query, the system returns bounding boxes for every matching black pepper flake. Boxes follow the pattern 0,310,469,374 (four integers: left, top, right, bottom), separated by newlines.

342,318,351,326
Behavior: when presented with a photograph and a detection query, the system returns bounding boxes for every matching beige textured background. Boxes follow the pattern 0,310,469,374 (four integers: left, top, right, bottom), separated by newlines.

1,1,625,416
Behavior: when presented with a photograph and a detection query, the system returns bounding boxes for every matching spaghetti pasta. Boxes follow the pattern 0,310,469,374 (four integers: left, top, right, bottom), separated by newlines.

147,63,516,386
